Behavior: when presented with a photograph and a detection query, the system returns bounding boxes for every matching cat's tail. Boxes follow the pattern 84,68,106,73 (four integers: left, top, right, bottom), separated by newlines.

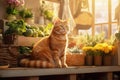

20,59,55,68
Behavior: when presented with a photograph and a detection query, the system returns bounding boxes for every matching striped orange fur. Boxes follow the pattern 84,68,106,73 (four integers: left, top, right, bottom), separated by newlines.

20,59,55,68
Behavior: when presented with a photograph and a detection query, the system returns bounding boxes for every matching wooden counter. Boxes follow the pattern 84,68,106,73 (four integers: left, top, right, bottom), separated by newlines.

0,66,120,80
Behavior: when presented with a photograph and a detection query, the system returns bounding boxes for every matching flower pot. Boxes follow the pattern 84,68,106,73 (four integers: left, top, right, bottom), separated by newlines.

25,18,34,25
94,55,102,66
85,55,93,66
7,15,16,21
103,55,112,66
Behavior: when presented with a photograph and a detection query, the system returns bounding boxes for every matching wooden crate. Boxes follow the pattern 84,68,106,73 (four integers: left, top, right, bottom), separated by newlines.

15,36,42,46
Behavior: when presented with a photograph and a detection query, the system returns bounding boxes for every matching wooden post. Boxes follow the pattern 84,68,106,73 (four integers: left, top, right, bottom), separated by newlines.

69,74,77,80
105,72,113,80
108,0,112,38
92,0,95,36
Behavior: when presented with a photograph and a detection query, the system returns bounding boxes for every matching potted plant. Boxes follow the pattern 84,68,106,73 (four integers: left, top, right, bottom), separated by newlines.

39,0,54,24
101,43,114,66
92,43,106,66
66,47,85,66
3,19,26,44
6,0,25,21
82,46,94,66
93,43,114,66
19,8,34,24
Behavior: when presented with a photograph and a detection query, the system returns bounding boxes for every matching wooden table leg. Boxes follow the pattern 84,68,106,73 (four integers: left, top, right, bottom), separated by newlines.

69,74,77,80
105,72,113,80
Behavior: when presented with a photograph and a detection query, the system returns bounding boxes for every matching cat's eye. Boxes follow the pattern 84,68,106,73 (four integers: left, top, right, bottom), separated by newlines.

60,25,65,30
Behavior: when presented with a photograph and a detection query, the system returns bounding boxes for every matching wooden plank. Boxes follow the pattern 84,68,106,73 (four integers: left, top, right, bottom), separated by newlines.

69,74,77,80
0,66,120,78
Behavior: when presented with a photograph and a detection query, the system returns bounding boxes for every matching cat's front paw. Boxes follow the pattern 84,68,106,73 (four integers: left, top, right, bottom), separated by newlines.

56,64,62,68
62,63,68,68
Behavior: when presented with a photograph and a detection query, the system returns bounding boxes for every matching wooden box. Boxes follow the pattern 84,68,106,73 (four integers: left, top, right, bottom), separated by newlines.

15,36,42,46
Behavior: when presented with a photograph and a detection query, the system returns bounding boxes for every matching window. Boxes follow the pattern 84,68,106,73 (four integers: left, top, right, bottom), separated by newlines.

94,0,118,38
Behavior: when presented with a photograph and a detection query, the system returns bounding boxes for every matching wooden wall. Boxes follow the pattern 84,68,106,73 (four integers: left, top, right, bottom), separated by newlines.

0,0,6,19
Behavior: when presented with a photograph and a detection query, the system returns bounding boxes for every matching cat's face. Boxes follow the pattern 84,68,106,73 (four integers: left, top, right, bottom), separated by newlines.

52,19,69,35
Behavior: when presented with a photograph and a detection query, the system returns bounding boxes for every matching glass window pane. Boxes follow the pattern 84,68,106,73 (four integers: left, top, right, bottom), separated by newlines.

95,0,108,23
78,28,92,35
95,24,108,38
111,23,118,35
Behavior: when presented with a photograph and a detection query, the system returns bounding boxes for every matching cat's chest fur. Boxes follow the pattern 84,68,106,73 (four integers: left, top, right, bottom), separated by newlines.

49,34,67,56
50,34,67,46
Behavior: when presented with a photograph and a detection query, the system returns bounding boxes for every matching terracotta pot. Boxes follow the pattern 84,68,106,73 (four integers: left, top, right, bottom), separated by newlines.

85,55,93,66
94,56,102,66
103,55,112,66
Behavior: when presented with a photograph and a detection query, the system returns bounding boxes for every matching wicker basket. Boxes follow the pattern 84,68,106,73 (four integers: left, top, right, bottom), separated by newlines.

66,53,85,66
0,45,19,67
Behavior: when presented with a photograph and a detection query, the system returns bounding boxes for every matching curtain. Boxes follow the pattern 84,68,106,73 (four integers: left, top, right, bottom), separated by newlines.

69,0,82,18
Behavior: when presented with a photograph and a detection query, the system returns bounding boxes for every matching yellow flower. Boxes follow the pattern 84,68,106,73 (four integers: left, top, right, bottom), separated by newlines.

94,43,104,51
108,46,113,51
104,46,110,54
82,43,114,56
93,43,113,54
82,46,93,51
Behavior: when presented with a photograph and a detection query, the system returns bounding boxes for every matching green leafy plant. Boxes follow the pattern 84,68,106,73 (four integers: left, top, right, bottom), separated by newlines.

5,19,26,35
43,10,54,21
115,31,120,41
39,1,54,21
43,23,53,36
85,32,105,46
19,8,33,19
22,23,53,37
6,7,18,15
5,19,53,37
18,46,32,54
67,46,82,53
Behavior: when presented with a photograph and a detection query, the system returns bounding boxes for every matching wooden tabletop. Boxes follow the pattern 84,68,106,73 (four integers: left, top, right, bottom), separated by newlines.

0,66,120,78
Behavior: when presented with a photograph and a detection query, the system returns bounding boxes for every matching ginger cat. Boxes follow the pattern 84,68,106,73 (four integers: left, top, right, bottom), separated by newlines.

20,19,69,68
